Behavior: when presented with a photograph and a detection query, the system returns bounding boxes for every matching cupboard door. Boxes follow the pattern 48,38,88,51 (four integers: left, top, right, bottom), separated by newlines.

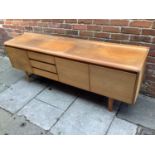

90,65,137,103
5,46,32,72
56,57,89,90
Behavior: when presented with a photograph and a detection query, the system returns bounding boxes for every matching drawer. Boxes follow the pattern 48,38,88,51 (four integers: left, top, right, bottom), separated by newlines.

56,57,89,90
32,68,58,81
30,60,57,73
90,65,137,104
28,51,55,64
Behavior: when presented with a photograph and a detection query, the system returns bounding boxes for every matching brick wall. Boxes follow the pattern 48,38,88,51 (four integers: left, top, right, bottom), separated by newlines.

0,19,155,97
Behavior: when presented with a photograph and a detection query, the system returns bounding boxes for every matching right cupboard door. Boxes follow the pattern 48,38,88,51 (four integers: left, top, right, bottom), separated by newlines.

89,65,137,104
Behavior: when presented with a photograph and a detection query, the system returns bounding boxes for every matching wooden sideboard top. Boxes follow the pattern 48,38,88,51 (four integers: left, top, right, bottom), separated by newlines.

4,32,149,72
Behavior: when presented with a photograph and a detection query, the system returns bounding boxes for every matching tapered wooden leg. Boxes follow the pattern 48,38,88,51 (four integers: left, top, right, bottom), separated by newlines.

108,98,114,112
25,72,32,81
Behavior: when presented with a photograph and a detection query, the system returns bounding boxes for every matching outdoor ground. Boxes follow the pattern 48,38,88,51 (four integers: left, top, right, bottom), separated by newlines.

0,55,155,135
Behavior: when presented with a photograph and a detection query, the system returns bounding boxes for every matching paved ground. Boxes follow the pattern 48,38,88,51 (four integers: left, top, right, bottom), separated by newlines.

0,55,155,135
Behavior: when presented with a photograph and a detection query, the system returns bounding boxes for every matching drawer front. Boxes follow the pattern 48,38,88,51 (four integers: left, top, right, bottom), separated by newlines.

32,68,58,81
56,57,89,90
5,46,32,72
30,60,57,73
28,51,55,64
90,65,137,104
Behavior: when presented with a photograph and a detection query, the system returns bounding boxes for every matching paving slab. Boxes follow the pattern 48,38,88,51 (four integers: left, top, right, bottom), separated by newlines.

36,84,78,110
117,94,155,130
0,115,46,135
0,67,24,86
0,83,8,93
18,99,64,130
107,117,137,135
0,49,5,57
0,56,24,86
0,108,12,130
136,126,155,135
51,95,119,135
0,56,11,72
0,79,46,113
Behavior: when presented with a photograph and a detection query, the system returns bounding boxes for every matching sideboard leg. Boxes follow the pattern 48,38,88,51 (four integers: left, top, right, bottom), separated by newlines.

25,72,32,81
108,98,114,112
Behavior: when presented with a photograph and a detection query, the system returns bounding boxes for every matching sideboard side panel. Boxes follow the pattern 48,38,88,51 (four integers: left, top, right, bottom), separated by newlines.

133,63,146,103
5,46,32,73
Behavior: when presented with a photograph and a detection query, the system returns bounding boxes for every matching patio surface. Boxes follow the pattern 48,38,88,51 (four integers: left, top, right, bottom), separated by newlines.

0,55,155,135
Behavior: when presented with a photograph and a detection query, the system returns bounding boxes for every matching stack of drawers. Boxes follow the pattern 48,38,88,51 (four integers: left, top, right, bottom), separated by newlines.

28,51,58,81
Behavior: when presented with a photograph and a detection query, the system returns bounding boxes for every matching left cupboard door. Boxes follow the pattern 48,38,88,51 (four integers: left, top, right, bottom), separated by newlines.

5,46,32,73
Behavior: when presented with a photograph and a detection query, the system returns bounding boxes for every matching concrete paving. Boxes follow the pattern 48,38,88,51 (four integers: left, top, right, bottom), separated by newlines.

0,79,46,113
0,83,8,93
51,95,119,135
0,114,47,135
117,94,155,130
18,99,64,130
0,108,47,135
0,55,155,135
136,126,155,135
0,56,11,72
0,108,12,130
107,117,138,135
36,84,78,111
0,68,24,86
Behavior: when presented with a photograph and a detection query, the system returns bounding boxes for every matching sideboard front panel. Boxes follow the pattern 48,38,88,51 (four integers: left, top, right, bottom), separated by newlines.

90,64,137,103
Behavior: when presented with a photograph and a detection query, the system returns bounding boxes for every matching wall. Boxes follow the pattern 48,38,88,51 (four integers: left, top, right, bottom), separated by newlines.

0,19,155,97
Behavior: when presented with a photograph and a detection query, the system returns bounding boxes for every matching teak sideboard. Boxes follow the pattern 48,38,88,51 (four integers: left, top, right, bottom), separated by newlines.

4,33,149,111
